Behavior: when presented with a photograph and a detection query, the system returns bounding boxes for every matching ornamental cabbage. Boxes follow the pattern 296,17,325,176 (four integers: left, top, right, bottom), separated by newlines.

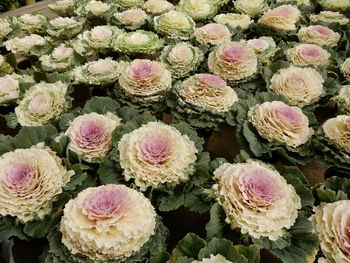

154,10,196,40
73,58,126,86
258,5,301,32
39,44,77,72
341,58,350,80
177,0,217,21
208,41,257,81
0,144,74,222
234,0,269,18
65,112,122,163
0,73,35,105
118,59,172,102
48,0,75,16
80,25,123,49
47,17,85,39
322,115,350,153
194,23,231,46
118,122,197,190
214,160,301,240
4,34,52,57
246,37,278,62
269,65,325,107
16,13,47,34
112,8,148,30
248,101,314,147
160,42,204,78
113,30,164,55
287,44,331,67
316,0,350,11
214,13,253,31
15,81,69,127
143,0,174,15
297,25,341,47
310,11,349,25
60,184,157,261
312,200,350,263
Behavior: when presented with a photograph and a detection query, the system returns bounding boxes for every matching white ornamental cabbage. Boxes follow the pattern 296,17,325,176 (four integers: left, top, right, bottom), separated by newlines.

234,0,269,17
214,13,253,31
65,112,122,163
311,200,350,263
60,184,156,261
179,74,238,112
114,0,144,10
39,44,76,72
0,73,35,104
316,0,350,11
160,42,204,78
113,8,148,30
270,65,324,107
17,13,47,34
177,0,217,21
322,115,350,153
76,0,110,17
113,30,164,55
258,5,301,32
193,255,233,263
119,59,172,102
154,10,196,40
248,101,314,147
73,58,126,85
276,0,311,5
213,160,301,241
0,18,12,40
0,144,74,222
15,81,69,126
47,17,85,39
208,41,257,81
341,58,350,79
246,37,278,61
297,25,341,47
81,26,123,49
118,122,197,190
70,34,97,57
0,55,13,76
143,0,174,15
287,44,331,66
336,85,350,113
4,34,52,57
194,23,231,46
48,0,75,16
310,11,349,25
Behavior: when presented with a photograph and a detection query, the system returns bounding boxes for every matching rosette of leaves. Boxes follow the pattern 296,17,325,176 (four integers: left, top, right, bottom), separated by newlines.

334,85,350,114
42,215,168,263
5,81,73,129
0,125,96,241
72,57,127,86
234,0,269,18
75,0,115,18
4,34,52,57
263,61,339,111
97,112,213,213
206,155,318,263
39,44,83,73
315,0,350,11
231,92,317,165
310,11,350,26
246,36,279,63
0,18,16,44
113,30,164,55
48,0,76,16
314,115,350,171
157,233,260,263
108,8,149,30
16,13,48,34
166,75,239,130
176,0,218,21
0,55,14,77
47,17,86,39
0,73,35,106
58,96,138,164
160,42,204,79
154,10,196,40
111,0,144,10
311,176,350,262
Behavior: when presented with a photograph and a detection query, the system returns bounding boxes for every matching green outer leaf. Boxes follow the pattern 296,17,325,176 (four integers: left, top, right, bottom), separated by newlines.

82,96,120,115
315,176,350,203
59,108,81,131
0,134,14,156
171,233,206,261
206,203,229,240
10,125,57,149
0,216,28,240
158,188,184,212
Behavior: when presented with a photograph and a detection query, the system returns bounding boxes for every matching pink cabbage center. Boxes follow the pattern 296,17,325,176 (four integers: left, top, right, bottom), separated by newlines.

221,45,247,63
129,60,158,81
5,163,33,189
205,24,225,35
272,9,290,16
313,26,330,35
275,106,303,127
301,47,320,58
242,169,280,207
196,74,226,89
78,121,105,146
84,188,126,220
139,133,171,164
